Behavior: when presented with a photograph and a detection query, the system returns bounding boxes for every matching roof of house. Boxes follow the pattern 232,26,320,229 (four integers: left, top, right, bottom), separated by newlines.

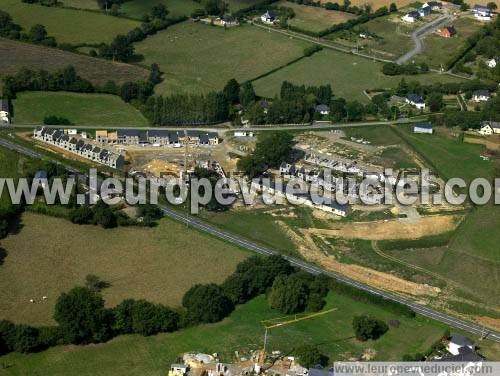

450,334,475,347
117,129,140,137
222,14,236,22
443,26,456,34
415,122,433,129
263,10,277,18
315,104,330,112
407,93,424,103
34,170,48,180
473,89,490,97
426,1,442,7
419,5,431,12
441,346,484,362
473,4,490,12
488,121,500,129
407,10,420,17
207,132,218,139
147,129,169,138
0,99,9,112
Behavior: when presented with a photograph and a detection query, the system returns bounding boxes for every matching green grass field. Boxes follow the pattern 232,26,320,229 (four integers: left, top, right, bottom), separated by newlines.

12,92,149,126
60,0,100,10
0,38,150,86
134,22,309,95
387,126,500,309
1,0,140,44
252,49,462,102
121,0,200,19
277,1,355,33
0,212,249,325
416,17,484,69
4,293,496,376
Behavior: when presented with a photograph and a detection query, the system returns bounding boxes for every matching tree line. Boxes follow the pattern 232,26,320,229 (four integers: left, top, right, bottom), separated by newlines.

0,11,57,46
0,253,415,355
382,62,429,76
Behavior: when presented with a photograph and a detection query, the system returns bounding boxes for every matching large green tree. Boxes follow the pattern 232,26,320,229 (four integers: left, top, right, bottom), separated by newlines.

54,287,111,344
352,315,389,341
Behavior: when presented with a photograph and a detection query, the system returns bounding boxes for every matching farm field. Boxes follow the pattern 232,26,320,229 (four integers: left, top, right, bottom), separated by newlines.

0,38,149,86
319,0,415,8
0,213,249,326
12,92,149,126
60,0,100,9
134,22,310,95
252,49,462,102
388,126,500,313
0,0,140,44
327,13,415,60
4,293,498,376
416,16,484,68
121,0,200,19
276,1,356,33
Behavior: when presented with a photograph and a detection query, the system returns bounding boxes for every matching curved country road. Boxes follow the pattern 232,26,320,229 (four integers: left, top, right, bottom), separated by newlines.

397,10,454,64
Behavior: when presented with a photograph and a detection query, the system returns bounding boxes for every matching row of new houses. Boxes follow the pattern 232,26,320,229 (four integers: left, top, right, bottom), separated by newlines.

402,3,494,23
95,129,220,146
33,127,125,168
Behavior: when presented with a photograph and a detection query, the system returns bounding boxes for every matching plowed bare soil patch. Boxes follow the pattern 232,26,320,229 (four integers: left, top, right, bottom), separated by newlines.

307,215,461,240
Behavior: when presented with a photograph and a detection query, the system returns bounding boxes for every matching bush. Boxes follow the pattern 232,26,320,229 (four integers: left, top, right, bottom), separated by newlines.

182,284,234,324
43,115,72,125
352,315,389,341
113,299,180,336
294,345,329,369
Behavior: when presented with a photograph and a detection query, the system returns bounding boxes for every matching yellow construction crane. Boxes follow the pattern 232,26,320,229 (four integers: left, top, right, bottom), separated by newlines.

258,308,337,363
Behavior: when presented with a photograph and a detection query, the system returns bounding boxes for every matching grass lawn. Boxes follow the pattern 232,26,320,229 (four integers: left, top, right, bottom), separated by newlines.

4,293,496,375
277,1,355,33
121,0,200,19
416,16,484,69
252,49,463,102
1,0,140,44
12,92,149,126
327,13,415,59
0,38,149,86
0,212,249,326
134,22,310,95
341,125,403,146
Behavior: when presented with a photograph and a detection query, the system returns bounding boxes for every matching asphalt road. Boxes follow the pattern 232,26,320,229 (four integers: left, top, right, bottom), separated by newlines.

1,136,499,343
397,12,454,64
6,119,417,132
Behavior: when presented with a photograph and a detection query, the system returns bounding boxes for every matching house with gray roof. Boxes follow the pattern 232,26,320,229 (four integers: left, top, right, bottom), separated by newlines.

0,99,10,124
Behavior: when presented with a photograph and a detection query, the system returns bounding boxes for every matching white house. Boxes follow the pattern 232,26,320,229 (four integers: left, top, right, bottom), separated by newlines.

413,123,433,134
423,1,442,10
447,334,476,356
472,5,492,21
418,5,432,17
315,104,330,115
168,364,188,376
472,89,490,102
0,99,10,124
479,121,500,135
402,11,420,23
261,10,278,24
234,131,254,137
487,57,497,68
406,94,426,109
220,15,238,26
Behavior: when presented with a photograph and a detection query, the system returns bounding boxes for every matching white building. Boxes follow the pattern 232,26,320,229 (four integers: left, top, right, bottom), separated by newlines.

0,99,10,124
406,94,426,109
472,5,492,21
479,121,500,135
413,123,433,134
447,334,476,356
487,58,497,68
402,11,420,23
472,89,490,102
261,10,278,24
234,131,254,137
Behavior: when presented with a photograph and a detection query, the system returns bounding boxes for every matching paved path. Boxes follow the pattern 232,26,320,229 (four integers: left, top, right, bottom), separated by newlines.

396,12,454,64
0,136,499,343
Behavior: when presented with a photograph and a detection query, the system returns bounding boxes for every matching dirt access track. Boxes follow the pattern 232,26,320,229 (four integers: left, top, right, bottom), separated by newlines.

306,214,461,240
